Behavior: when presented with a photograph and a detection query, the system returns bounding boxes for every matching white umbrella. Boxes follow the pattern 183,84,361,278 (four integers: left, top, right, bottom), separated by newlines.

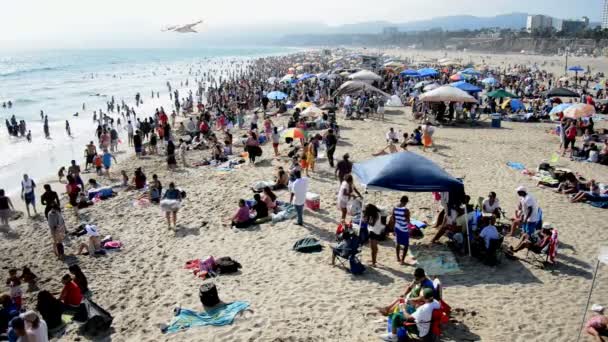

348,70,383,82
302,106,324,118
423,83,440,92
419,85,478,103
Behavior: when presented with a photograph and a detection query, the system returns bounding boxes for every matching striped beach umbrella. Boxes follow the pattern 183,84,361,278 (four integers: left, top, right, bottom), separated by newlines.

283,128,307,139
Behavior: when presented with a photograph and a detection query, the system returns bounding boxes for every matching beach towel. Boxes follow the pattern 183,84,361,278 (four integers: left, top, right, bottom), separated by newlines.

410,219,427,229
162,302,250,334
408,248,462,276
506,162,525,170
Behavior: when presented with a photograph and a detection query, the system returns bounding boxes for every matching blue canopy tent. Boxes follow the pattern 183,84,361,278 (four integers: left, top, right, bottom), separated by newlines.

450,81,482,93
417,68,439,78
353,152,468,254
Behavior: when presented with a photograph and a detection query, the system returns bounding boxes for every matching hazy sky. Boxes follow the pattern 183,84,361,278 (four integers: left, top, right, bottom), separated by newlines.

0,0,603,48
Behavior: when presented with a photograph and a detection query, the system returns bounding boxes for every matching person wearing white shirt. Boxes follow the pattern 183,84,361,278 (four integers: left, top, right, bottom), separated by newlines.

289,171,308,225
126,121,134,146
386,128,398,143
514,186,540,237
381,288,441,341
479,223,500,250
482,192,501,218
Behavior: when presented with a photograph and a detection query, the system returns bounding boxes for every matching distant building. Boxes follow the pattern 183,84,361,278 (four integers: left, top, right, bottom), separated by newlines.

382,27,399,36
561,17,589,34
603,0,608,29
552,19,563,32
527,15,553,32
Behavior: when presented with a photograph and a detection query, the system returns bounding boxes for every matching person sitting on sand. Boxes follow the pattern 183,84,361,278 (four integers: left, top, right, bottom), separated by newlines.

400,133,409,151
231,199,254,228
261,187,278,213
555,172,580,195
72,223,103,256
408,128,422,145
251,194,269,220
482,192,502,218
59,274,83,309
35,291,64,331
372,141,398,156
133,168,147,190
120,170,129,187
272,167,289,190
19,267,37,289
585,306,608,342
507,225,552,255
86,179,100,192
68,265,89,298
571,179,608,203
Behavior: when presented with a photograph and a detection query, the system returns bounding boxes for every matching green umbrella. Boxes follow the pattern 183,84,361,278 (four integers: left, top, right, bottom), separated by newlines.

487,89,518,98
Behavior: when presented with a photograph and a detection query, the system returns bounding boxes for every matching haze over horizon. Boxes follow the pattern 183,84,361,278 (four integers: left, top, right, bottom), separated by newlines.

1,0,604,49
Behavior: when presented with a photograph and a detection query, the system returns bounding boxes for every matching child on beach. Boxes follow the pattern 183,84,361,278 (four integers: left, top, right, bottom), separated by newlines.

6,269,23,309
58,167,66,183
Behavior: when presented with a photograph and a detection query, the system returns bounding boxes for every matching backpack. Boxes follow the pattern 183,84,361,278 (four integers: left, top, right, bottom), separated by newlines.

214,257,241,274
348,256,365,275
293,237,322,253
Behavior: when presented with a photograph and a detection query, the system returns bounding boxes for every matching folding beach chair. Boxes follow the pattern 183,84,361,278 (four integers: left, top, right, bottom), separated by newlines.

332,233,364,274
526,229,558,268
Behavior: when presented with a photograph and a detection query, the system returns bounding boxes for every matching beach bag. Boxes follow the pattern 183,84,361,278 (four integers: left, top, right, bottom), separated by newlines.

79,298,113,336
293,237,322,253
199,256,216,273
348,256,365,275
215,257,241,274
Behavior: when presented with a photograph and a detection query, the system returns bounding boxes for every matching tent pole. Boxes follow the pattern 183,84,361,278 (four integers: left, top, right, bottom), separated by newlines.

464,205,472,257
576,259,600,342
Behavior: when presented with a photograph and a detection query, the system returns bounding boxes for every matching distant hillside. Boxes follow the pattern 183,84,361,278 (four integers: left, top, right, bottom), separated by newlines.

324,13,528,34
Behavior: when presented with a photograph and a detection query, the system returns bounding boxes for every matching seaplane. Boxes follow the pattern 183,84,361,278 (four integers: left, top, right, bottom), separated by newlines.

162,20,204,33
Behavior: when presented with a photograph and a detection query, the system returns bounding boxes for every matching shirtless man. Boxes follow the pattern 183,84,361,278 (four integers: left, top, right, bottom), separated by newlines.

85,142,97,171
68,160,84,188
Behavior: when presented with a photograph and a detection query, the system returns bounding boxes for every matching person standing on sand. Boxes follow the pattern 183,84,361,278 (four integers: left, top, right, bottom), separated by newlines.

43,116,50,139
109,127,119,153
133,131,143,158
65,120,71,137
21,174,38,218
40,184,60,219
126,121,134,147
0,189,15,229
289,170,308,226
325,129,338,168
68,160,84,188
161,182,182,230
335,154,352,183
102,149,117,178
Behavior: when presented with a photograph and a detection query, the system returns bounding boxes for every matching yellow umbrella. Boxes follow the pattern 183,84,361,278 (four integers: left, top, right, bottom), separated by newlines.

295,102,313,110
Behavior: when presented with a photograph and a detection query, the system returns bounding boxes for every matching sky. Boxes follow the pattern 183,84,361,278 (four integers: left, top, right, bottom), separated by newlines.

0,0,603,49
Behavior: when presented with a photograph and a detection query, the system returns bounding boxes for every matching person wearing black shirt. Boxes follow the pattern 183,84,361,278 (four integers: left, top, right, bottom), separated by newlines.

325,129,338,168
40,184,60,219
252,194,268,219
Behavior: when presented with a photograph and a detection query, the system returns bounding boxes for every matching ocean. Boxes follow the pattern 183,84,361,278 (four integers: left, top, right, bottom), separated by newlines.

0,47,291,196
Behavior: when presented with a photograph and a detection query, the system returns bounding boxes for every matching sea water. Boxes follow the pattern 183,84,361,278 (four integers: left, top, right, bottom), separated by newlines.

0,47,291,196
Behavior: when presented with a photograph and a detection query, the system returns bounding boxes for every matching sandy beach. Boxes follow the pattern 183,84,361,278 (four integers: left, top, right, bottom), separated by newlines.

1,49,608,342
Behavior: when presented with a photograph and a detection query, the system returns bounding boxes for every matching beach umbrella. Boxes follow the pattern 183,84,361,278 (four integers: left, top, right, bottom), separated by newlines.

576,246,608,342
320,103,338,110
302,106,324,118
549,103,573,115
449,74,463,82
423,83,440,92
414,80,433,89
384,61,404,68
450,81,482,93
461,68,482,76
348,70,383,82
481,77,498,86
417,68,439,77
400,69,420,77
280,74,294,83
266,91,288,101
487,89,518,98
568,66,584,73
297,73,316,82
563,104,595,119
419,85,478,103
545,87,579,98
295,102,313,110
333,80,390,98
283,128,307,139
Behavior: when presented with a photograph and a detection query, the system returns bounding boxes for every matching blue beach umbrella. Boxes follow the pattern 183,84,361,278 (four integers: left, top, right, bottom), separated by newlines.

450,81,482,93
481,77,498,86
400,69,420,77
461,68,482,76
568,66,584,72
266,91,288,101
297,73,316,82
417,68,439,77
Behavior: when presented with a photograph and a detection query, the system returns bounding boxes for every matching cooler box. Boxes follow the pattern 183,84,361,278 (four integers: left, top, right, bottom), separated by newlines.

305,192,320,211
491,114,501,128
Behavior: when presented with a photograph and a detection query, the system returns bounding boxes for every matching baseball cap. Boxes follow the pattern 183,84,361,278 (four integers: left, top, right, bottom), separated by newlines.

516,186,527,193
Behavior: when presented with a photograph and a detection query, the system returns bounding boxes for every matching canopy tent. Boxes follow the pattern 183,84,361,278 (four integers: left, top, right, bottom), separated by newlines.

576,246,608,342
333,80,390,98
545,87,579,98
348,70,383,82
417,68,439,77
487,89,518,98
419,85,478,103
450,81,482,93
386,95,404,107
352,152,464,194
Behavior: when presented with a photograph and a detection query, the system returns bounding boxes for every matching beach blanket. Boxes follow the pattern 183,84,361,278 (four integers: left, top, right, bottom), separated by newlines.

162,302,250,334
588,201,608,209
408,248,462,276
411,219,427,229
506,162,525,170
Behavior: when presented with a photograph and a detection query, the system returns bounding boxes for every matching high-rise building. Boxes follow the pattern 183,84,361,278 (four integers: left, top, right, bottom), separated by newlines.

526,15,553,32
603,0,608,29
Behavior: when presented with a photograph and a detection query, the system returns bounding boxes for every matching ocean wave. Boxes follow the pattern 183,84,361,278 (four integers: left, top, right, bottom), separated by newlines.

12,98,38,105
0,66,63,78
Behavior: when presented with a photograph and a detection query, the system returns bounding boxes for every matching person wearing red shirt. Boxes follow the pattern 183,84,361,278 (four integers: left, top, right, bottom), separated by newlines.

199,121,210,137
159,112,168,125
59,274,82,307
